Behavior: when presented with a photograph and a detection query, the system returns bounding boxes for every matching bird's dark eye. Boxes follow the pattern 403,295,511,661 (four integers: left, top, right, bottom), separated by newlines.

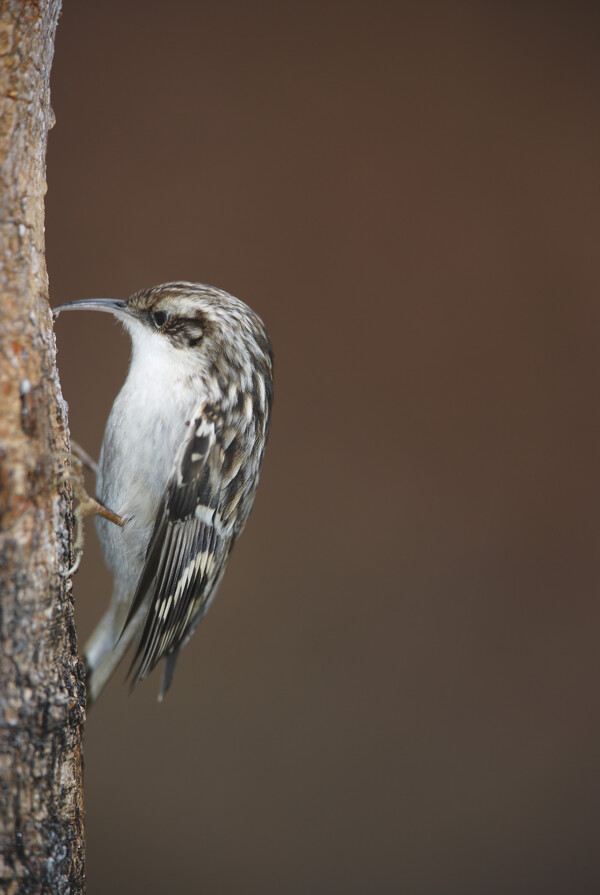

151,310,169,328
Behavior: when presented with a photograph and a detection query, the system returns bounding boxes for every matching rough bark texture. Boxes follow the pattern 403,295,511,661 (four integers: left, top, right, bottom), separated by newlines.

0,2,86,893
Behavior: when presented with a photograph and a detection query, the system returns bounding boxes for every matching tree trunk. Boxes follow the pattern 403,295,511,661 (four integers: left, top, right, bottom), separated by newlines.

0,1,86,893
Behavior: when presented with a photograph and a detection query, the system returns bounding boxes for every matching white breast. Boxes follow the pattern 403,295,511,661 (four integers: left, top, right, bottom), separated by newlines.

95,323,204,595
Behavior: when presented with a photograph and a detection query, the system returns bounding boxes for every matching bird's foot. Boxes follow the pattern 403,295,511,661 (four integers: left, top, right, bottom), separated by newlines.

56,449,125,577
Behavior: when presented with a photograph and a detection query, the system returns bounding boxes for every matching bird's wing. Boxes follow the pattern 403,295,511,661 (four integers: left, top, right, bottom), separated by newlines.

123,406,239,693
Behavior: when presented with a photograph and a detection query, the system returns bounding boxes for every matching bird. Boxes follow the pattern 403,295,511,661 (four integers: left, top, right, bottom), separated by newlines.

53,282,273,704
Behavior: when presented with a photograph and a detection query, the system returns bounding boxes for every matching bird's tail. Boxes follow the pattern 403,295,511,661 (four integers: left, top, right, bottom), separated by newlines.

84,602,146,707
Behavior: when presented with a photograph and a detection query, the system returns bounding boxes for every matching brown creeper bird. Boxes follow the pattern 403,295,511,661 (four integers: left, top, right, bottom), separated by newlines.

54,282,273,704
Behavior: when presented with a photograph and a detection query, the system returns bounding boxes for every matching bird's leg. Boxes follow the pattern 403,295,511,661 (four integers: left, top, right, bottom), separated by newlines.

56,450,125,576
70,439,99,476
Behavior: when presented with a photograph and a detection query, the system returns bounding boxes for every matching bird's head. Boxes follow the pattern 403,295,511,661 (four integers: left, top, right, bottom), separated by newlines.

54,281,273,401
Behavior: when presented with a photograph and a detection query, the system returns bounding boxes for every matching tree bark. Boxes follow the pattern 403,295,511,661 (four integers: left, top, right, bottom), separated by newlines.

0,2,86,893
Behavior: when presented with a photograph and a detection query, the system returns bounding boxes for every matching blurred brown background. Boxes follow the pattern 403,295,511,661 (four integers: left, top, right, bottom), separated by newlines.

47,3,600,893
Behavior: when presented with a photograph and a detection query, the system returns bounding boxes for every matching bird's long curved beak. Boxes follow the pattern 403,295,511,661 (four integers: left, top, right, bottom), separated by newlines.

52,298,129,320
